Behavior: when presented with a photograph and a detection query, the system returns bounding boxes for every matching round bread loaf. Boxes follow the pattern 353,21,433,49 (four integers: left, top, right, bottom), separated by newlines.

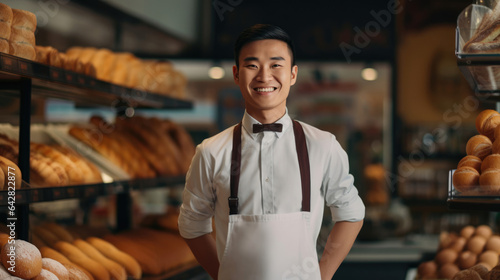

482,154,500,172
457,250,477,269
417,261,437,279
479,168,500,193
32,269,58,280
436,248,458,265
486,235,500,254
0,3,13,24
438,263,460,279
479,250,499,268
452,167,480,193
483,115,500,141
468,235,487,255
42,258,69,280
466,135,492,159
476,225,493,239
461,225,476,239
458,155,482,172
476,109,500,134
1,239,42,279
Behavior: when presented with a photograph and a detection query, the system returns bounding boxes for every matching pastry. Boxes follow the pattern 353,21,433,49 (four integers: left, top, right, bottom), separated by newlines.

1,239,42,279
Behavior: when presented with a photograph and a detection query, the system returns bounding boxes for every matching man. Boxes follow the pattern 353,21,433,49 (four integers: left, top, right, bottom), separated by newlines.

178,24,364,280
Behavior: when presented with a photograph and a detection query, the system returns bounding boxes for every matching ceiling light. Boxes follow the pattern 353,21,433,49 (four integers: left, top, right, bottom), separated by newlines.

209,65,225,79
361,66,378,81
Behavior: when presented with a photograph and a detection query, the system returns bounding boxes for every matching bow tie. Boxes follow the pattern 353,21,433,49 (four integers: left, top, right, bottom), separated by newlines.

253,123,283,133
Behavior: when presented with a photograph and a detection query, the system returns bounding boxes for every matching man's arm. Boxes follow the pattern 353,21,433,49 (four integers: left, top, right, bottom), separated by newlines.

319,220,363,280
184,233,219,280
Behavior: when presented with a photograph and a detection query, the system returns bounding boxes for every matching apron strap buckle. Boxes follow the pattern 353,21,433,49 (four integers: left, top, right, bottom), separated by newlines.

228,197,239,215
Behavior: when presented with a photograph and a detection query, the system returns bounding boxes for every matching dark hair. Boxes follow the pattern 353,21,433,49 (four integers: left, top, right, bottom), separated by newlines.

234,24,296,68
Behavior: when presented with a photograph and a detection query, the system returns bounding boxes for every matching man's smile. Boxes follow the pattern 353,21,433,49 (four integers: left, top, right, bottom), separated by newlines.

254,87,278,93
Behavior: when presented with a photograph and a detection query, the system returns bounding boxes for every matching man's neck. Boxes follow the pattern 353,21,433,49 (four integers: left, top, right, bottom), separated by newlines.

247,108,286,124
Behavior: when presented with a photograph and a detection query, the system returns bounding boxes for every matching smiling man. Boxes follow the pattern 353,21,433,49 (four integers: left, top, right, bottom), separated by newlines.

178,24,365,280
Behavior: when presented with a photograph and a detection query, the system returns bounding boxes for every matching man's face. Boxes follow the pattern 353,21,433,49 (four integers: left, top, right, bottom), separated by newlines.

233,39,298,119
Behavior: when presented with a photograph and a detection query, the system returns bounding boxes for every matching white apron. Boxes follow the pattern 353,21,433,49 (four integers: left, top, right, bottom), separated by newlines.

218,121,321,280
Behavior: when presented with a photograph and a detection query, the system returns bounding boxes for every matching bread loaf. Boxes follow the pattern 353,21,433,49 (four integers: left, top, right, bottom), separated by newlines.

458,155,482,173
453,167,480,193
73,239,126,280
1,240,43,279
481,154,500,172
479,168,500,193
32,269,59,280
31,143,84,185
0,3,12,45
54,241,110,280
86,237,141,280
102,234,162,275
41,223,75,243
64,262,94,280
466,135,492,160
9,41,35,60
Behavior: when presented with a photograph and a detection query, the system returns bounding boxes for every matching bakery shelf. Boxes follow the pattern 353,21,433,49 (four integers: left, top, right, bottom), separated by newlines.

0,52,193,109
446,170,500,211
0,175,186,206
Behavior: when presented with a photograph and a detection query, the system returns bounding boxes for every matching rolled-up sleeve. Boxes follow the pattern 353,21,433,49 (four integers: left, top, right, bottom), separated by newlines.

324,135,365,222
178,143,216,239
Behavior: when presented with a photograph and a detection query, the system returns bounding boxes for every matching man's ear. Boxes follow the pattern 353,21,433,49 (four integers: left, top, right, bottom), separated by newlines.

290,65,298,86
233,65,239,84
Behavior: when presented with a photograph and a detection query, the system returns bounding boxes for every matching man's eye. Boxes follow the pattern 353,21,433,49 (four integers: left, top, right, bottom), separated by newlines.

273,64,282,68
246,65,257,69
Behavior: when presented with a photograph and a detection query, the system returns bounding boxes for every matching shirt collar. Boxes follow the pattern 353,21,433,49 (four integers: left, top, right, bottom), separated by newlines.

242,109,291,140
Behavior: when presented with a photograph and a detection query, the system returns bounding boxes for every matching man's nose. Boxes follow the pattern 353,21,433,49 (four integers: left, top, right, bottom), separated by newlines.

256,67,272,81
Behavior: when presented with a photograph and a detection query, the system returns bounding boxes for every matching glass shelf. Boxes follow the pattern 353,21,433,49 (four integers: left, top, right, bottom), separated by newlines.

446,170,500,211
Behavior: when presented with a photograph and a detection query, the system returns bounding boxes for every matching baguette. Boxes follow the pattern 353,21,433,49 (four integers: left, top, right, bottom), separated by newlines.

41,223,74,243
54,241,110,280
73,239,126,280
86,237,141,280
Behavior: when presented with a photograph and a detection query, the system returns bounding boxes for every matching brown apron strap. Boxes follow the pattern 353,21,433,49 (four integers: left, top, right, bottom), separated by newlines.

229,120,310,215
229,123,242,215
292,120,311,212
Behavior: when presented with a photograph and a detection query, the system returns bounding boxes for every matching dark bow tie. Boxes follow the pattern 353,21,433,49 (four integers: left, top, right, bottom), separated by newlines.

253,123,283,133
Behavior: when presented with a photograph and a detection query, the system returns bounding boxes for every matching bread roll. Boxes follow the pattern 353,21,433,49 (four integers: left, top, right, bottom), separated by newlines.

468,235,487,254
457,250,477,269
466,135,492,160
73,239,126,280
476,109,500,134
86,237,141,280
481,154,500,172
469,264,490,279
476,225,493,239
479,250,499,268
32,268,59,280
51,145,102,184
1,240,42,279
32,143,84,185
53,241,109,280
0,155,22,190
459,155,482,173
438,263,460,279
483,115,500,141
479,168,500,193
0,22,11,43
452,167,480,193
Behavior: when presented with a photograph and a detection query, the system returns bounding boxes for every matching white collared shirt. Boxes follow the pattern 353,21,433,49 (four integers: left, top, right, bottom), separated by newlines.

178,111,365,259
